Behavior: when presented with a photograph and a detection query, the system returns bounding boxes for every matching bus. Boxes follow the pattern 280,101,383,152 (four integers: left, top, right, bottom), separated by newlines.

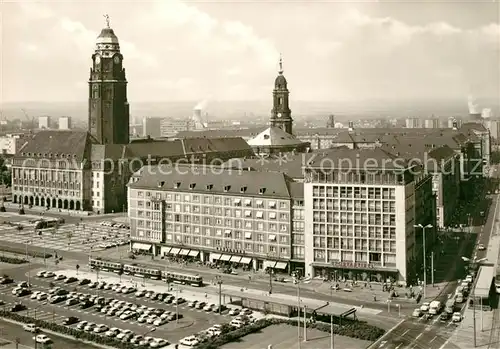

35,218,65,230
123,264,162,280
89,258,123,273
162,271,203,287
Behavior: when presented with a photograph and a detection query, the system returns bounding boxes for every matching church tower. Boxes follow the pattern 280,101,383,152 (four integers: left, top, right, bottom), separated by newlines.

270,55,293,134
88,16,130,145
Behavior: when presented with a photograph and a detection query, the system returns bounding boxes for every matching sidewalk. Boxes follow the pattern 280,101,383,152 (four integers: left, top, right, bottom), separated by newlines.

106,251,444,306
448,306,494,348
0,339,33,349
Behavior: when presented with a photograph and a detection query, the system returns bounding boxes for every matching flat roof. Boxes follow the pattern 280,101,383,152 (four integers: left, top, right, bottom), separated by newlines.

474,266,494,298
221,288,354,316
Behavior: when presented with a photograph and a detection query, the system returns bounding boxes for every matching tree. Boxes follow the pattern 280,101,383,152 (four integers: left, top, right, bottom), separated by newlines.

76,264,80,276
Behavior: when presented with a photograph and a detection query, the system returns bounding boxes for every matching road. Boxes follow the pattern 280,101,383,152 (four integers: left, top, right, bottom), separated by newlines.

375,183,494,349
1,263,237,344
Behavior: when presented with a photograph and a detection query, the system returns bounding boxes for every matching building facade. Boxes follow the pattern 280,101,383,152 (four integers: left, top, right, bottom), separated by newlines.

58,117,72,130
269,57,293,134
128,167,296,272
302,149,435,285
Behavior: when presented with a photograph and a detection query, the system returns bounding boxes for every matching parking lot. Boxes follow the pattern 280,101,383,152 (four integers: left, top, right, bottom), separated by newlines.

0,220,130,254
2,267,263,348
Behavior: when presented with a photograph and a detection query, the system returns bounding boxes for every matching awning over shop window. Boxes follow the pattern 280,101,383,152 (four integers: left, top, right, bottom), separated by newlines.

179,249,190,256
219,254,231,261
230,256,242,263
240,257,252,264
188,250,199,257
275,262,288,270
211,253,221,261
263,260,277,269
160,247,172,255
132,243,152,251
169,248,181,255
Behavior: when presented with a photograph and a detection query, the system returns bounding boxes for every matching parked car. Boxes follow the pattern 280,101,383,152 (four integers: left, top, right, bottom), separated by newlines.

62,317,79,325
412,308,423,318
54,274,66,281
452,312,463,322
11,304,26,312
79,278,91,285
65,277,78,284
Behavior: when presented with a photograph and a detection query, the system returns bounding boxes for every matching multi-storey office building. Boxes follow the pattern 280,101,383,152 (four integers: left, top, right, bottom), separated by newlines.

303,148,435,285
128,166,298,272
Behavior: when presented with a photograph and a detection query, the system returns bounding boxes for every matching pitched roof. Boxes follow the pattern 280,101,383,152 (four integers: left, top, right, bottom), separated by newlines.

224,153,313,179
460,122,488,133
90,144,129,161
182,137,252,154
288,182,304,199
16,130,96,162
247,127,305,147
128,165,293,199
175,128,265,139
306,148,409,170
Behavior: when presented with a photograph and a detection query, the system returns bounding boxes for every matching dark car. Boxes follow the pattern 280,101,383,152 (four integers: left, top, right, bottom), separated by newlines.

79,279,91,285
79,301,93,309
11,304,26,312
17,289,31,297
0,277,14,284
440,313,451,322
65,277,78,284
55,289,69,296
62,316,79,325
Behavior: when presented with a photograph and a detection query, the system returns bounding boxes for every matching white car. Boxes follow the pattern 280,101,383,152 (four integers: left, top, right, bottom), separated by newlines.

54,274,66,281
33,335,52,344
180,336,200,347
230,319,246,328
94,324,109,333
37,293,48,301
412,308,423,317
241,308,253,315
150,338,169,348
122,287,136,294
23,324,38,333
229,308,240,316
36,271,47,277
203,304,216,312
44,271,55,278
105,327,121,337
420,302,430,312
116,329,133,340
478,244,486,251
30,291,41,299
153,318,168,326
452,312,462,322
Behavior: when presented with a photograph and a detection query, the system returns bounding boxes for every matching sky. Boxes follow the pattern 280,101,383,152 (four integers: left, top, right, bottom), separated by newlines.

1,0,499,103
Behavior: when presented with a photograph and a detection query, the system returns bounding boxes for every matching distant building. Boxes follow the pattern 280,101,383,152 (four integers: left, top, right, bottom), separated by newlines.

58,116,72,130
326,115,335,128
405,118,421,128
0,134,26,156
160,119,196,138
38,116,51,129
484,119,500,143
423,118,440,129
142,117,162,138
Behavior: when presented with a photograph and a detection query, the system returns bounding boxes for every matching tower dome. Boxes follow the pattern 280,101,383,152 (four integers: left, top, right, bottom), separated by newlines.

95,15,120,56
274,55,287,89
96,28,119,45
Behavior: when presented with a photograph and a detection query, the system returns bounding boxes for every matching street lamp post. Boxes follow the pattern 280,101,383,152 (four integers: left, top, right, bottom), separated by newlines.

216,276,223,315
292,272,301,349
414,223,433,299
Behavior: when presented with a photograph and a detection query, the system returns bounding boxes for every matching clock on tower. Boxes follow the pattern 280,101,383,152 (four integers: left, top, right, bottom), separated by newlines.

88,22,129,145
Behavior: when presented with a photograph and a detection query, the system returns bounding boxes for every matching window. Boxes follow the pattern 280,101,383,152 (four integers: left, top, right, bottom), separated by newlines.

269,201,277,209
269,212,277,220
256,211,264,219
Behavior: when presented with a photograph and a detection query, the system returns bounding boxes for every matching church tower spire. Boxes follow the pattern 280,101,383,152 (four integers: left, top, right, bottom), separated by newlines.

88,17,130,145
270,54,293,134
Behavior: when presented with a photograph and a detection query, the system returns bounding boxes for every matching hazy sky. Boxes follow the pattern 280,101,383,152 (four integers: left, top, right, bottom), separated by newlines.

1,0,499,103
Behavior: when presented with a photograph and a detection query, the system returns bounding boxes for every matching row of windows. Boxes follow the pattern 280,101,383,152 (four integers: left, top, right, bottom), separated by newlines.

313,212,396,226
12,169,82,181
312,225,396,239
133,192,289,209
14,187,81,197
313,237,396,252
136,209,290,223
13,181,81,190
312,199,396,212
163,234,290,256
312,186,396,199
313,250,396,264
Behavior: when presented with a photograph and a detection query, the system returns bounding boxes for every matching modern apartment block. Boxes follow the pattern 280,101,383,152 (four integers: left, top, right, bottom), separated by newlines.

127,166,300,272
302,149,435,285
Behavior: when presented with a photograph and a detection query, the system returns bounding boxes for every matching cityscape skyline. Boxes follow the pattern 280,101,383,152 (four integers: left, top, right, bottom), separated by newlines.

2,1,499,103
